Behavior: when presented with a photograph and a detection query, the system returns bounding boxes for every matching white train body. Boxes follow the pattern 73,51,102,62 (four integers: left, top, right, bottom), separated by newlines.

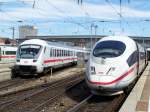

13,39,78,76
86,36,148,95
0,45,17,63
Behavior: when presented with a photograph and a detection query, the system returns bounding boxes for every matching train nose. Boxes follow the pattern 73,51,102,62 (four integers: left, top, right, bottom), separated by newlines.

90,65,116,76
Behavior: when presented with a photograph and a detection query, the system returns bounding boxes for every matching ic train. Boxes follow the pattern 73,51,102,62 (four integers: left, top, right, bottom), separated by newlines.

0,45,17,63
12,39,84,77
86,36,148,95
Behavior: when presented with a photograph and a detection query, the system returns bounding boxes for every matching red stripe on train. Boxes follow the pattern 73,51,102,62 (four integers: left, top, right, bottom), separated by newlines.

89,65,136,85
0,56,16,58
44,58,78,64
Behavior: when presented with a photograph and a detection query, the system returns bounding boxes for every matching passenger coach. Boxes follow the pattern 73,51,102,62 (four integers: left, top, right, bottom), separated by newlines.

0,45,17,63
12,39,78,77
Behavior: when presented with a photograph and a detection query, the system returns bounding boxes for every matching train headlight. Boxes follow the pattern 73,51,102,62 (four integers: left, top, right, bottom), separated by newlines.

16,59,20,62
91,66,96,74
33,59,37,62
111,67,115,71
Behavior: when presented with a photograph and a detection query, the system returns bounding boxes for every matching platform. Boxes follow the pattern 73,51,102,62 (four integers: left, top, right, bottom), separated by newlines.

119,64,150,112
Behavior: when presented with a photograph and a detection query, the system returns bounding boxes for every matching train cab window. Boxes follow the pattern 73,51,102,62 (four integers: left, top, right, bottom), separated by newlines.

93,41,126,58
18,45,41,59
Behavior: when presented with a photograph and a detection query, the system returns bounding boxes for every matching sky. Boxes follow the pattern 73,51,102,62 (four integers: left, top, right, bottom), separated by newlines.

0,0,150,39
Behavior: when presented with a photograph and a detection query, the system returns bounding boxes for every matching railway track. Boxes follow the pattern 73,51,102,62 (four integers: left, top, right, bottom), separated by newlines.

65,71,144,112
0,78,29,91
0,73,84,112
30,80,124,112
67,94,126,112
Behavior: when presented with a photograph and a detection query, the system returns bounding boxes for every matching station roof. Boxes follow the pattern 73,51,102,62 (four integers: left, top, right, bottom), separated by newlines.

22,35,150,40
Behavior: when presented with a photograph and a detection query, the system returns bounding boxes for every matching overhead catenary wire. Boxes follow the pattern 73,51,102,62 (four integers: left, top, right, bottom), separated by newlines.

45,0,89,30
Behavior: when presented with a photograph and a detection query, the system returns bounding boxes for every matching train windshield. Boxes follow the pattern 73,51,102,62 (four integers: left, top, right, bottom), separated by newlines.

18,45,41,59
93,41,126,58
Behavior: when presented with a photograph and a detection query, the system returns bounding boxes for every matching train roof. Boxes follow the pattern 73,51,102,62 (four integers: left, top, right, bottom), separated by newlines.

98,35,136,45
0,45,17,50
20,39,75,49
20,39,90,53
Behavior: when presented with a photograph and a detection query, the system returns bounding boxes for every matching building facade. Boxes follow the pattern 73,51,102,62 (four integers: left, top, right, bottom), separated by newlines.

19,25,38,39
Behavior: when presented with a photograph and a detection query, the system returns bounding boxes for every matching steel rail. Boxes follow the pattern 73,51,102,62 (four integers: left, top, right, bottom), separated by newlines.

0,74,84,110
67,94,93,112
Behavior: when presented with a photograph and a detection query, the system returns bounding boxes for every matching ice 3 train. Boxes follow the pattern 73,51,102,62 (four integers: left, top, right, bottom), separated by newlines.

86,36,148,95
12,39,84,77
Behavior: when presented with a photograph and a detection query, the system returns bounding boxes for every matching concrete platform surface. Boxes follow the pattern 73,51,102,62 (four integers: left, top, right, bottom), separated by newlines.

119,65,150,112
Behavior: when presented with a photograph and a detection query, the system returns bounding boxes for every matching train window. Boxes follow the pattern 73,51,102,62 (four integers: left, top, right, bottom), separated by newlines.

59,50,60,57
65,50,67,56
56,49,58,57
67,51,69,56
54,49,56,57
69,51,70,56
127,51,138,67
140,52,145,60
93,41,126,58
64,50,67,56
58,49,60,57
5,51,16,55
61,50,63,57
0,48,2,61
50,49,53,57
67,50,68,56
53,49,55,57
55,49,57,57
57,49,60,57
